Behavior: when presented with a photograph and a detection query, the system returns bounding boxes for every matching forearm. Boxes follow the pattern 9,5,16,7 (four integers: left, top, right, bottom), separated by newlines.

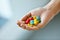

44,0,60,14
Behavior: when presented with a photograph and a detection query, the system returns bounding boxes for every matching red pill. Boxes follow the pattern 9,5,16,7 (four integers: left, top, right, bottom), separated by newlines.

25,19,30,24
29,17,33,20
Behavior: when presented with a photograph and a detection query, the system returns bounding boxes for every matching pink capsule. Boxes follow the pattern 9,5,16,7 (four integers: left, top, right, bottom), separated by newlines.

29,17,33,20
25,19,30,24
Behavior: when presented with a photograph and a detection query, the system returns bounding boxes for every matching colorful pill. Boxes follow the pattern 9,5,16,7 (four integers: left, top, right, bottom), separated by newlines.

34,19,39,25
25,16,41,26
28,23,30,26
34,21,38,25
25,19,30,24
38,20,41,23
30,20,34,25
28,23,33,27
34,19,37,22
33,16,36,19
36,16,40,20
29,17,33,20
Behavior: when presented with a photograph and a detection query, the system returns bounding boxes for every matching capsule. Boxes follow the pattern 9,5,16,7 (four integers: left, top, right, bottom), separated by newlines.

36,16,40,20
29,17,33,20
30,20,34,25
25,16,41,26
28,23,33,27
25,19,30,24
34,21,39,25
34,19,39,25
28,23,30,26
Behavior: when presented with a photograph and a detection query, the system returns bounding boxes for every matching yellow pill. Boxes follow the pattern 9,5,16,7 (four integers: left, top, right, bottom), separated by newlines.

34,21,39,25
34,19,37,22
34,19,40,22
33,16,36,19
37,20,40,23
28,23,30,26
34,22,38,25
28,23,33,27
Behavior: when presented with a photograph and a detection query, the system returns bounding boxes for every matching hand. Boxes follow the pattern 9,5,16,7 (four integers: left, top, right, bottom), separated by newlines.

17,7,58,30
17,0,60,30
17,7,45,30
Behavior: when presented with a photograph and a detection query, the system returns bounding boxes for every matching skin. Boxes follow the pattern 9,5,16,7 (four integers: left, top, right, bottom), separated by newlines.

17,0,60,30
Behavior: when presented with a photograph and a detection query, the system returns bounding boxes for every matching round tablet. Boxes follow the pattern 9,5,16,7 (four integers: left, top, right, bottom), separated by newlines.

30,20,34,25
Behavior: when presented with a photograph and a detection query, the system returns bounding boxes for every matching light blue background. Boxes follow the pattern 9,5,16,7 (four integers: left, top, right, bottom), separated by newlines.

0,0,60,40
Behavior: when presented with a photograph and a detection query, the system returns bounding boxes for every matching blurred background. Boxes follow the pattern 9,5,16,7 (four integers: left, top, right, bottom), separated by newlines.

0,0,60,40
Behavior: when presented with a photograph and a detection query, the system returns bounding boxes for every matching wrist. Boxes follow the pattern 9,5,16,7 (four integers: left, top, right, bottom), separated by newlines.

44,0,60,13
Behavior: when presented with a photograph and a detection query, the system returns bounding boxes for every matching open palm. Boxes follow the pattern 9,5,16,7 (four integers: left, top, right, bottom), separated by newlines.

17,7,57,30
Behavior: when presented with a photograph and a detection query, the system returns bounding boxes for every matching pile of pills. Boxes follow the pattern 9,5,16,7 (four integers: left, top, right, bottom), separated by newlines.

25,16,41,27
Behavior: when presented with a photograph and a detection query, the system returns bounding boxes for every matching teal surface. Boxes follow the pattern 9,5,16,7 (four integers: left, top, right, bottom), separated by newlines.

0,0,60,40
